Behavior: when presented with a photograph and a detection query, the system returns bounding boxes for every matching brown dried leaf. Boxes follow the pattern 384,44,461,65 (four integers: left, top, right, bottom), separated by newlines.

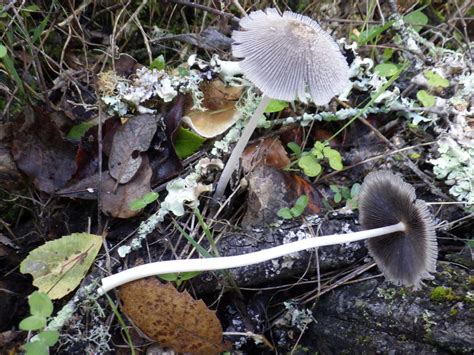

241,137,291,173
11,108,77,193
119,278,224,355
183,79,242,138
109,114,157,184
101,156,152,218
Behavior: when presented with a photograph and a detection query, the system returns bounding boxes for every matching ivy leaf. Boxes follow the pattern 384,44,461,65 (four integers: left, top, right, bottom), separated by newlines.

20,233,102,299
29,292,53,318
424,71,449,88
417,90,435,107
19,316,46,331
298,155,322,177
265,99,289,113
374,63,398,77
174,127,206,159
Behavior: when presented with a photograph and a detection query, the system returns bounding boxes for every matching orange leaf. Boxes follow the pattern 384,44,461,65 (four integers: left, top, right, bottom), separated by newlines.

119,278,225,354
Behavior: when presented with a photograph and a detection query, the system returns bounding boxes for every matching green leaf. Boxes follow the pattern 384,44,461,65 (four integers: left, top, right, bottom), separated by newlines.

329,185,340,193
29,292,53,318
290,206,304,218
264,99,289,113
66,120,95,140
382,48,394,62
20,233,102,299
31,15,50,44
374,63,398,77
157,273,179,282
404,10,428,32
417,90,435,107
277,207,293,220
294,195,308,210
128,199,147,211
298,155,322,177
174,127,206,159
178,271,201,281
350,183,362,197
24,341,49,355
424,71,449,88
287,142,302,156
19,316,46,331
341,187,351,200
334,193,342,203
37,330,59,346
142,191,159,204
355,20,395,45
323,147,343,170
0,44,6,58
149,55,165,71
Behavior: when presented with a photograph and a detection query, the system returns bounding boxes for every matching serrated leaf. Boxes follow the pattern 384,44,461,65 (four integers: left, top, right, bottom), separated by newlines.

29,292,53,318
174,127,206,159
20,233,102,299
19,316,46,331
264,99,289,113
298,155,321,177
24,341,48,355
277,208,293,220
37,330,59,346
374,63,398,77
417,90,435,107
424,71,449,88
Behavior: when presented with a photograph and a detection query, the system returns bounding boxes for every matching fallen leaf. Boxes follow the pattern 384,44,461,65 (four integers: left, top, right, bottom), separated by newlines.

109,114,157,184
182,79,242,138
11,107,77,193
241,137,291,173
101,156,153,218
149,127,183,186
119,278,225,354
20,233,102,299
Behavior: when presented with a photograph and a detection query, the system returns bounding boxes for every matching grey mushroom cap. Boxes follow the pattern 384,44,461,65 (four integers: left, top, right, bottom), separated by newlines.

359,171,438,288
232,8,350,105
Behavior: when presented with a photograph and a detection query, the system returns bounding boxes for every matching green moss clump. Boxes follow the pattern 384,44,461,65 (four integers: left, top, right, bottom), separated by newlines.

430,286,457,302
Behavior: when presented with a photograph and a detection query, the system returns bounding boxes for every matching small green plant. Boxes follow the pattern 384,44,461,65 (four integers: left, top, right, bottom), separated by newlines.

277,195,308,220
129,191,159,211
330,183,361,209
158,271,201,286
20,292,59,355
288,141,343,177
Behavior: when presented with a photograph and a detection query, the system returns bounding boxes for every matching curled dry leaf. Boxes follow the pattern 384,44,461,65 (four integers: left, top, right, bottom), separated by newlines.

119,277,225,354
109,114,157,184
101,156,153,218
183,79,243,138
241,137,291,173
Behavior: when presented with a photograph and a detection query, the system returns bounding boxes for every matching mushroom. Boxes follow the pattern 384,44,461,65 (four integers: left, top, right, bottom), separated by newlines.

97,171,437,295
214,8,350,199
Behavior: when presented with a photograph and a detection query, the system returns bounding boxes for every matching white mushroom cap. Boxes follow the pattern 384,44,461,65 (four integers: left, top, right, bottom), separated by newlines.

232,8,350,105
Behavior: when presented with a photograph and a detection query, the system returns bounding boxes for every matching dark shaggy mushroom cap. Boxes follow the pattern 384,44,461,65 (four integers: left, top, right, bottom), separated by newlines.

359,171,437,288
232,8,350,105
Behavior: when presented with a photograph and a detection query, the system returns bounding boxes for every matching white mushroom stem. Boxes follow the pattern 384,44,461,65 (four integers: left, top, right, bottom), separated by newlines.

97,221,405,295
214,95,272,199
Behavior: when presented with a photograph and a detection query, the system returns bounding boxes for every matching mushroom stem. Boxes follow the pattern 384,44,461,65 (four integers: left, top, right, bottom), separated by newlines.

97,221,405,295
214,95,272,200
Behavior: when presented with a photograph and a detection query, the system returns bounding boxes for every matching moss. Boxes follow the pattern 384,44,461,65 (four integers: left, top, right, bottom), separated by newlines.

429,286,457,302
449,308,458,316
